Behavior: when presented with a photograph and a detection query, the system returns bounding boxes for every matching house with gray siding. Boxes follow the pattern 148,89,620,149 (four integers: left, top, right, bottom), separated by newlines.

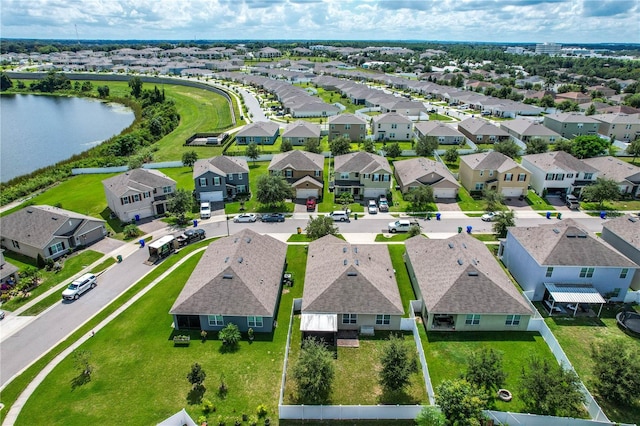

372,112,413,141
334,151,392,200
0,205,106,261
281,120,321,146
602,215,640,290
500,119,561,144
500,220,637,303
542,113,600,139
393,157,460,198
458,117,510,144
404,233,533,331
301,235,404,341
235,121,280,145
193,156,249,202
170,229,287,333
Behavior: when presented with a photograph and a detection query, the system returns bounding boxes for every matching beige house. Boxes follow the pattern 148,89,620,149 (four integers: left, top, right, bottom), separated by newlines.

372,112,413,141
591,113,640,142
328,113,367,142
500,119,561,144
393,157,460,198
268,150,324,199
404,233,533,332
334,151,392,200
103,168,177,222
458,118,509,144
301,235,404,341
414,122,465,145
459,152,530,196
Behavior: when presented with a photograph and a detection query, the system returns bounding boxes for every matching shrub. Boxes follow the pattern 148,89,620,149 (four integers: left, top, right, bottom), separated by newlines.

219,323,241,347
202,398,214,413
256,404,268,418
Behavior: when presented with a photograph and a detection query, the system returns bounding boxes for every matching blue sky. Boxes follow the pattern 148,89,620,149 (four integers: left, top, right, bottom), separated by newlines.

1,0,638,43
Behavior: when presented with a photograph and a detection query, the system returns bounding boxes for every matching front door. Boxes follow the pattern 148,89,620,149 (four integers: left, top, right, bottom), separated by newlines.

156,203,165,215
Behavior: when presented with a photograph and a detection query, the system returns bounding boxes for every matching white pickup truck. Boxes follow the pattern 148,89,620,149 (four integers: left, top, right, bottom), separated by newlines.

388,219,420,233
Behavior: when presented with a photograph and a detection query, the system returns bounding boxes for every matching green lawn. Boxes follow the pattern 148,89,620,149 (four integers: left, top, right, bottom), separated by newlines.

388,244,418,317
545,305,640,424
224,162,295,214
423,329,558,414
456,188,486,211
2,250,104,312
525,190,555,211
15,245,308,426
581,199,640,211
471,233,498,242
374,233,413,242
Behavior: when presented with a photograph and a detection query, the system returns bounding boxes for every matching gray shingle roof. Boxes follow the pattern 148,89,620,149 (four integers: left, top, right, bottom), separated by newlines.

302,235,403,315
545,112,602,124
582,156,640,184
334,151,391,174
0,205,105,249
235,121,280,137
372,112,412,124
169,229,287,316
458,118,509,137
268,150,324,173
102,168,176,197
193,156,249,179
460,151,523,173
602,215,640,250
521,151,597,173
394,157,460,189
328,113,367,125
405,233,532,315
507,219,636,267
282,121,321,138
414,121,464,138
500,119,561,137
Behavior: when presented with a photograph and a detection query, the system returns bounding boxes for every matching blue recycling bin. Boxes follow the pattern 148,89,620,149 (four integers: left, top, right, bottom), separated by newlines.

466,225,472,234
193,219,198,227
139,239,145,248
436,213,441,221
546,211,551,219
134,214,140,221
600,211,606,219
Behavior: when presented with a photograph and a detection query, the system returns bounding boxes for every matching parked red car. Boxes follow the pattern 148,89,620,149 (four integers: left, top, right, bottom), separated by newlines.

306,197,317,211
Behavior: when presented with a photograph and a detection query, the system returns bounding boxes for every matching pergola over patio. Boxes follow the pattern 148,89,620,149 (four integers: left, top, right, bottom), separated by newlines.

544,283,606,317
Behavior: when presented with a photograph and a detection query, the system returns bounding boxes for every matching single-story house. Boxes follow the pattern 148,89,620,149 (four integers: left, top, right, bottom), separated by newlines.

235,121,280,145
582,156,640,197
404,233,533,331
602,215,640,290
393,157,460,198
301,235,404,342
458,118,510,144
193,156,250,202
0,205,107,261
268,150,324,199
169,229,287,333
414,122,465,145
500,119,561,144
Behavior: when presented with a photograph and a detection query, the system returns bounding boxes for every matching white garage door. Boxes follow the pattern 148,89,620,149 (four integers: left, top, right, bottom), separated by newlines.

501,188,524,197
364,188,386,198
296,188,319,199
434,188,457,199
200,191,224,202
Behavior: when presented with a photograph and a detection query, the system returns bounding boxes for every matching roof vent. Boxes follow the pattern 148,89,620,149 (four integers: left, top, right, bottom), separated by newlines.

355,259,359,266
457,258,464,265
629,217,638,223
344,259,348,265
343,247,347,253
224,257,229,263
223,274,233,279
448,242,454,249
468,271,479,276
354,247,358,253
472,259,478,265
462,243,467,249
553,228,560,234
347,272,358,277
238,257,243,263
27,209,33,213
234,237,239,243
567,234,576,238
246,237,252,243
577,234,587,238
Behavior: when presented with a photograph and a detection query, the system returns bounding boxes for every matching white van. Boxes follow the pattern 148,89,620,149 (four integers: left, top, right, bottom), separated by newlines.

62,273,97,301
328,210,350,222
200,202,211,219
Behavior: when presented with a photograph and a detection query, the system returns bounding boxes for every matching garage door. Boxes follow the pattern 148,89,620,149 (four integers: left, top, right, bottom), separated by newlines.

434,188,457,199
296,188,319,199
501,188,524,197
200,191,224,202
364,188,386,198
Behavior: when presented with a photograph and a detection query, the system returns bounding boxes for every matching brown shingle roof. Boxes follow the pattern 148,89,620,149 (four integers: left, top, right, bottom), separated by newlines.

521,151,597,173
102,168,176,197
394,157,460,189
334,151,391,174
460,151,523,173
193,156,249,179
268,150,324,173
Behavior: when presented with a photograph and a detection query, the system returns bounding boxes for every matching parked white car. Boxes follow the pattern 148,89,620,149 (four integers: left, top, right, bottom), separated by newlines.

62,273,97,301
368,200,378,214
233,213,257,223
200,202,211,219
481,212,497,222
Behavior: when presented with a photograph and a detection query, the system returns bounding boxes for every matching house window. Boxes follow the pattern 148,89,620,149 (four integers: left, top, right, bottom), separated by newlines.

376,314,391,325
285,169,293,178
213,177,221,186
620,268,629,279
383,174,391,181
121,197,129,205
476,135,483,142
11,240,20,249
163,186,172,194
517,173,526,182
207,315,224,326
465,314,480,325
342,314,357,324
340,172,350,180
475,183,484,190
550,137,556,142
143,191,151,198
362,174,370,179
330,124,335,130
580,267,595,278
247,316,263,328
48,241,66,256
566,173,573,178
545,173,554,181
583,173,594,180
577,123,584,128
555,174,565,181
237,185,247,193
237,173,243,180
504,173,513,181
438,137,445,143
505,315,521,326
390,133,396,139
314,170,321,177
373,174,380,182
199,178,207,187
391,124,397,129
546,267,554,277
480,170,484,177
345,124,351,129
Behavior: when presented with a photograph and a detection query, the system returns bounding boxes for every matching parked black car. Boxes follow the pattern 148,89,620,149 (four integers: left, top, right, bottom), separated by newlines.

176,228,206,246
260,213,285,223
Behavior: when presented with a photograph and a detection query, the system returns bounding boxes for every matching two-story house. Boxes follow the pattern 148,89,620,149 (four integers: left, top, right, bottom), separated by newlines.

500,220,637,306
103,168,177,222
591,113,640,142
333,151,392,200
500,119,561,144
414,122,465,145
235,121,280,145
459,151,530,197
372,112,413,141
457,118,510,144
542,113,601,139
582,156,640,197
521,151,598,196
394,157,460,198
268,150,324,199
281,120,321,146
193,156,250,202
327,114,367,142
602,215,640,290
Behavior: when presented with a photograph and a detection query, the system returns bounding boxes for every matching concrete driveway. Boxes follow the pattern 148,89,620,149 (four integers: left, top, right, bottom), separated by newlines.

436,198,461,211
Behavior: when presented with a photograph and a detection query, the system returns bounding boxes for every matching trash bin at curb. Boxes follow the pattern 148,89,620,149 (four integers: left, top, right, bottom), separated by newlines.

546,211,551,219
458,226,463,233
354,213,358,220
557,212,562,220
600,211,607,219
193,219,198,227
139,239,145,248
436,213,441,221
116,255,123,263
297,227,302,234
466,225,472,234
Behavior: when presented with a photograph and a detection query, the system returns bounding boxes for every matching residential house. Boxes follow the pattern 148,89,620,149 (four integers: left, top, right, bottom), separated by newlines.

235,121,280,145
591,113,640,142
334,151,392,199
582,156,640,197
414,122,465,145
404,233,533,331
500,119,561,144
169,229,287,333
328,114,367,142
268,150,324,199
0,250,19,287
521,151,597,196
589,85,616,98
301,235,404,342
542,113,600,138
378,99,428,117
500,219,637,303
394,157,460,198
459,151,530,196
372,112,413,141
602,215,640,290
457,118,510,144
0,205,107,261
193,156,250,202
281,120,321,146
555,91,591,104
103,168,177,222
